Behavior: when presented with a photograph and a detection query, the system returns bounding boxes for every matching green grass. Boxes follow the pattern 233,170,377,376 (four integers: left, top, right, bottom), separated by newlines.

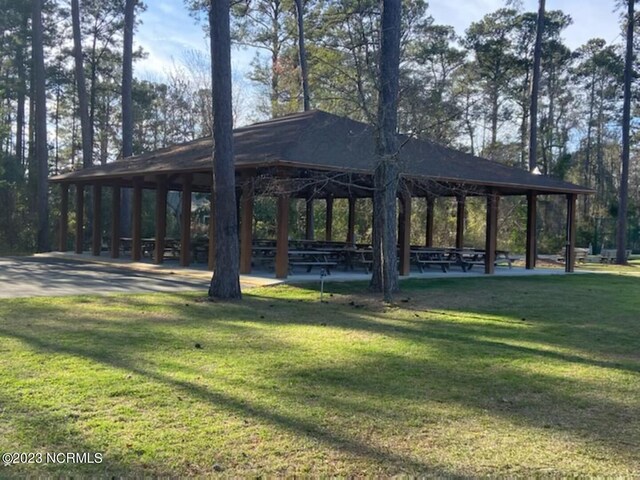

0,273,639,476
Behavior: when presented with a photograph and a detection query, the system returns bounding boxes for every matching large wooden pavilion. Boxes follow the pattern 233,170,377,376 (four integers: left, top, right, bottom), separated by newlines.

50,110,591,278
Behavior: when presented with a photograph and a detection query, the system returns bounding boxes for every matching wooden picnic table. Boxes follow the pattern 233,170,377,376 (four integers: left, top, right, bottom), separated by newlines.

410,249,452,272
448,248,513,271
288,249,338,274
120,237,180,259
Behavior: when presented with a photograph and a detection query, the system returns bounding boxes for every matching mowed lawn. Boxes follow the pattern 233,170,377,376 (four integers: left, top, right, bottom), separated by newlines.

0,271,639,476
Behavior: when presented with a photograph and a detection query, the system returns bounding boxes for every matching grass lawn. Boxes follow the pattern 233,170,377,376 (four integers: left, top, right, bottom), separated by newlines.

0,272,639,476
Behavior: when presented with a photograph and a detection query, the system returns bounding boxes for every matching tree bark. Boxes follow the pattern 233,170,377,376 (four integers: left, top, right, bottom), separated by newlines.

71,0,92,169
294,0,311,111
528,0,545,172
370,0,402,301
32,0,50,252
122,0,135,159
208,0,241,299
120,0,136,237
616,0,634,265
15,11,28,166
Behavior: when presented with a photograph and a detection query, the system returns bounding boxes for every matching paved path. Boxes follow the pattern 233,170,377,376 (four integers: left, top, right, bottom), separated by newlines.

0,257,212,298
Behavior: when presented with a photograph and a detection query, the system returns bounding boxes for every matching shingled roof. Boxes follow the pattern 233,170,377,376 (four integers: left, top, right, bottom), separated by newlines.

50,110,591,195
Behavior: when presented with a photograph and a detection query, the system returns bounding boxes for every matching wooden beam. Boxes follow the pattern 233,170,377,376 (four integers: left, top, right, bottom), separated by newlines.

456,195,465,250
91,184,102,256
111,186,121,258
325,196,333,241
154,175,167,264
346,197,356,244
131,177,143,262
208,189,216,271
275,194,290,279
180,174,193,267
485,191,499,274
565,193,577,273
525,191,537,269
399,189,412,276
59,184,68,251
240,179,254,274
305,197,314,240
425,196,434,247
75,184,84,254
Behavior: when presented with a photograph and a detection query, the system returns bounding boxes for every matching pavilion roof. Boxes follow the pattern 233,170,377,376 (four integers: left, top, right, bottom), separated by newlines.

50,110,592,195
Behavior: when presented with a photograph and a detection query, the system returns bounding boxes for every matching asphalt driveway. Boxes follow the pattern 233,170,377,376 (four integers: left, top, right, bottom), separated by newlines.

0,257,210,298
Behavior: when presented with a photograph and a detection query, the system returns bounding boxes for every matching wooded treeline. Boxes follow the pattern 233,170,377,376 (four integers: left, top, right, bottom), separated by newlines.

0,0,638,255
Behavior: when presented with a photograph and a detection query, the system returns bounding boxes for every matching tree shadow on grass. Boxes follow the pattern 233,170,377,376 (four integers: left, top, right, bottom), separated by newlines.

0,299,460,476
0,389,157,477
1,277,639,474
0,322,456,478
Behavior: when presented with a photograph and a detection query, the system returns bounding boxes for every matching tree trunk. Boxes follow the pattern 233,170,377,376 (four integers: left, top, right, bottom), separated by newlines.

270,1,281,117
616,0,634,265
32,0,49,252
15,11,28,167
122,0,135,159
489,87,499,154
370,0,402,301
294,0,311,111
528,0,545,172
208,0,241,299
71,0,92,168
120,0,136,237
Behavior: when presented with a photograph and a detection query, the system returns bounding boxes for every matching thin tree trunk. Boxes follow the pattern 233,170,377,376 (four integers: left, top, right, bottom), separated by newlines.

15,12,28,166
208,0,241,299
32,0,49,252
122,0,135,158
294,0,310,111
490,87,499,153
270,1,281,117
55,86,60,173
370,0,402,301
616,0,634,264
528,0,545,172
71,0,92,168
120,0,136,236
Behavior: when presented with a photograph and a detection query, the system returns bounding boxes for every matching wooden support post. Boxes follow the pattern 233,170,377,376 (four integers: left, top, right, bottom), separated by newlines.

111,186,121,258
456,195,465,250
275,193,290,279
305,197,314,240
59,184,68,251
399,189,412,276
91,184,102,256
565,193,577,273
485,191,499,274
325,196,333,241
526,191,537,269
154,175,167,264
346,197,356,244
208,189,216,271
425,196,434,247
240,178,254,274
131,177,143,262
75,184,84,254
180,174,192,267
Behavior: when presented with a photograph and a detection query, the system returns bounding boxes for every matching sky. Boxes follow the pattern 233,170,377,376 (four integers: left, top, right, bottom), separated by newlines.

134,0,624,82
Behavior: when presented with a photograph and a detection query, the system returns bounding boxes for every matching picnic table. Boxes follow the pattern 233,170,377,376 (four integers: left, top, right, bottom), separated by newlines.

119,237,180,259
408,247,513,272
410,248,451,272
598,248,632,264
288,249,338,274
